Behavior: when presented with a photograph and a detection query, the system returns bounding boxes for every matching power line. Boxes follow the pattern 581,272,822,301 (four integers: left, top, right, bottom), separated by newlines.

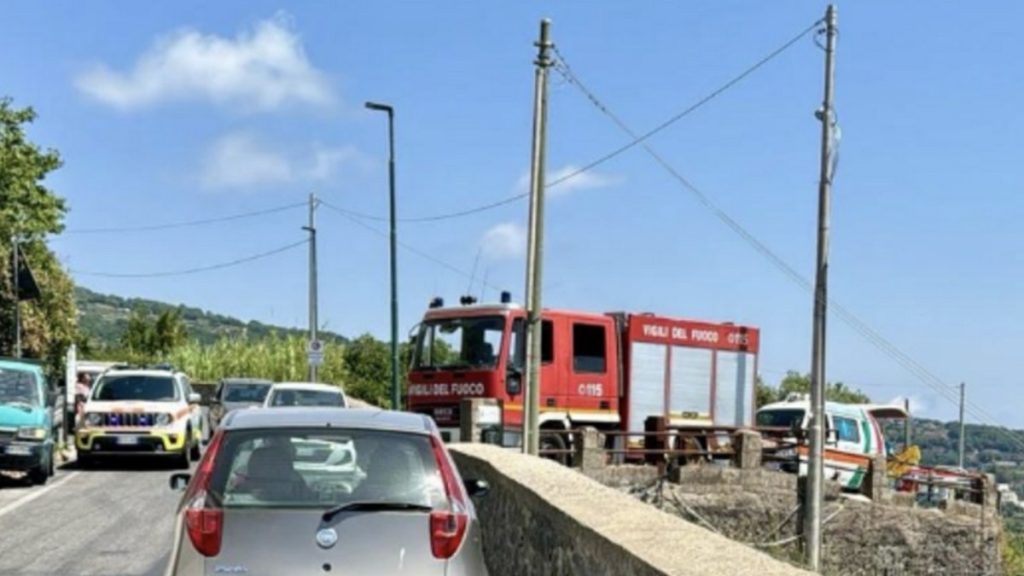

69,238,308,278
554,43,1024,454
64,201,307,234
327,20,820,227
318,200,503,292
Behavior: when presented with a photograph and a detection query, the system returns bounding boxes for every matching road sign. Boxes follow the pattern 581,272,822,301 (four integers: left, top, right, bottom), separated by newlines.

308,339,325,367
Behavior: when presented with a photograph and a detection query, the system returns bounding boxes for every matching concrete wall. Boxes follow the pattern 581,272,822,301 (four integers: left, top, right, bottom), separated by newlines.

450,443,813,576
594,465,1002,576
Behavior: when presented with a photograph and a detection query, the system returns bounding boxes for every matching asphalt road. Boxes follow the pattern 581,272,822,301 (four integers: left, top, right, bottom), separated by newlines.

0,458,187,576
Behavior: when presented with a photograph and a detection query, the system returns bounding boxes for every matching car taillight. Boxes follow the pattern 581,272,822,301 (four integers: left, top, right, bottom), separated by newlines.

183,430,225,558
429,436,469,559
185,494,223,557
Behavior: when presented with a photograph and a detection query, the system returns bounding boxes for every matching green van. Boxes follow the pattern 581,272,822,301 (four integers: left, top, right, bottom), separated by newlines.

0,359,56,484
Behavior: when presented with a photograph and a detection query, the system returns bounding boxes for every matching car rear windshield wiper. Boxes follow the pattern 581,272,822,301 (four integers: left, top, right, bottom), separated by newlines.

322,501,433,522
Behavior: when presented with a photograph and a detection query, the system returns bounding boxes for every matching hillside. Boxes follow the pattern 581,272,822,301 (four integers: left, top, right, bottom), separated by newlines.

76,286,347,347
885,418,1024,495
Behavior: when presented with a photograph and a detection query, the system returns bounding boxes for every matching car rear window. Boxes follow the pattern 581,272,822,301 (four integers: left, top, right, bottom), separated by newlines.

268,389,345,407
92,375,179,402
209,428,446,510
224,383,271,403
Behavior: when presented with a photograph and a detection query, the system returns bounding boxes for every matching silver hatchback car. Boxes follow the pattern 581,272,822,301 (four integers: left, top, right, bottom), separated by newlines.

164,408,490,576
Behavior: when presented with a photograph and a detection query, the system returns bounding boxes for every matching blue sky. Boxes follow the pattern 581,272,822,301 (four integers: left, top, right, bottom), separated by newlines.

2,2,1021,426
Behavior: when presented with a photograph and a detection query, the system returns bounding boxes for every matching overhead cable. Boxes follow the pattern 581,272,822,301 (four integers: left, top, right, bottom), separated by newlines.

555,45,1024,453
65,201,307,234
318,200,503,292
69,238,308,278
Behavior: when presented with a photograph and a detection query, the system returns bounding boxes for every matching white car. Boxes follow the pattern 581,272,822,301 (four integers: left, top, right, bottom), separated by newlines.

76,368,204,468
262,382,348,409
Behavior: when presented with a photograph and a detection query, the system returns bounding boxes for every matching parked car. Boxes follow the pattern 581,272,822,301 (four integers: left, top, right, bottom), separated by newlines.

0,358,56,485
166,408,490,576
263,382,348,408
209,378,273,429
76,367,204,468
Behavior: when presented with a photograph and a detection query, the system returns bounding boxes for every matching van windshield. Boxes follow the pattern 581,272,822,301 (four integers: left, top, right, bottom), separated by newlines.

0,369,39,406
414,315,505,370
756,409,805,430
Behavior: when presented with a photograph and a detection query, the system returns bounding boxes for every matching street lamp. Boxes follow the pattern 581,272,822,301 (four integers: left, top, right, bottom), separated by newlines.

365,101,400,411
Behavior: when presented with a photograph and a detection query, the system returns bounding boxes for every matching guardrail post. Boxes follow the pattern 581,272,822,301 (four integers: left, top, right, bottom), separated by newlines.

573,426,605,471
863,454,887,501
644,416,667,473
732,429,763,469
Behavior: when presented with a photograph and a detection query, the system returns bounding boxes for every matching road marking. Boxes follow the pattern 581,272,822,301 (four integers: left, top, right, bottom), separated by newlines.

0,472,80,519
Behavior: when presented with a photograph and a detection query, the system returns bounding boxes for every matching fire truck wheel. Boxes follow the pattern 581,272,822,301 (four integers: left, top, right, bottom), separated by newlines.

540,432,568,466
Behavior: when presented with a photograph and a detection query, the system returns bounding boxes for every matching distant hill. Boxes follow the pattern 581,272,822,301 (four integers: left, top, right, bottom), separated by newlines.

75,286,347,347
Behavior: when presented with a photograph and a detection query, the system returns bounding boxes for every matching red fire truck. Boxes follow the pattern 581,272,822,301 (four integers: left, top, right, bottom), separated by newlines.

406,293,760,452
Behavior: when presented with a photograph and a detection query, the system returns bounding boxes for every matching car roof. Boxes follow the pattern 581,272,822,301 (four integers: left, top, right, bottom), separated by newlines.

222,407,434,434
270,382,345,393
221,377,272,385
0,359,44,374
99,369,179,378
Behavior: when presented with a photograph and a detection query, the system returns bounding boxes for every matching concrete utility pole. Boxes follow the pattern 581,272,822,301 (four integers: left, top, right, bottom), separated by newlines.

522,18,553,456
365,101,400,410
904,397,912,450
12,236,21,358
305,192,319,382
804,5,837,571
958,382,967,469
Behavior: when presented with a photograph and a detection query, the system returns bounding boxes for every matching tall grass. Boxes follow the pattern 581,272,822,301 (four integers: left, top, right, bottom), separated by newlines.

169,334,349,385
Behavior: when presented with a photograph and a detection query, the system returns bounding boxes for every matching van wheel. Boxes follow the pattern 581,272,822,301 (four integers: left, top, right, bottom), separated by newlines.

28,452,52,485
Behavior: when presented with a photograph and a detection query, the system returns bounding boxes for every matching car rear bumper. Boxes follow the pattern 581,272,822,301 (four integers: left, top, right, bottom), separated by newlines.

0,442,47,471
76,429,187,454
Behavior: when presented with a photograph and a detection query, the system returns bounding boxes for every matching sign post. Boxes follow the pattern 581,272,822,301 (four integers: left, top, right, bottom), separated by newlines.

307,339,324,369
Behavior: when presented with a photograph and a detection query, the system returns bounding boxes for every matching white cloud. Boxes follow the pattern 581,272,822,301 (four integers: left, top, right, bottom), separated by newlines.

202,133,293,189
201,132,365,190
515,164,620,198
76,13,333,112
480,223,527,260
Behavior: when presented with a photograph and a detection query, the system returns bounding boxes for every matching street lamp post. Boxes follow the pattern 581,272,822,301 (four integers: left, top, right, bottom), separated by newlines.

365,101,401,411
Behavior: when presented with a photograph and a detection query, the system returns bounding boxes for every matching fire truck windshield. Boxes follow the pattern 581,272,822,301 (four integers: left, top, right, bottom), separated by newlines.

413,315,505,371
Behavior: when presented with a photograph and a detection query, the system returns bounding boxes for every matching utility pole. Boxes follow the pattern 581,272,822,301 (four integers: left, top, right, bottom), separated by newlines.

522,18,552,456
804,5,837,571
11,236,21,358
304,193,319,382
903,397,912,450
958,382,967,469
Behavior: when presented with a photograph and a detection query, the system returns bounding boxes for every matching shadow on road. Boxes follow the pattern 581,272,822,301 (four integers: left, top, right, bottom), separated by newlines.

61,457,189,473
0,472,32,488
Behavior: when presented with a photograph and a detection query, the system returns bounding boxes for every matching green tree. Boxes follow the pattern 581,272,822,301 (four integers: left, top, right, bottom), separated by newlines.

343,334,392,407
152,310,187,356
756,370,871,407
120,308,152,356
0,97,76,372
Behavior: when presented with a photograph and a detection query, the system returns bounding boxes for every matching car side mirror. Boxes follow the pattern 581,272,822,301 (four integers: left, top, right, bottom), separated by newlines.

505,369,522,397
464,478,490,498
826,429,838,444
188,393,202,405
169,473,191,491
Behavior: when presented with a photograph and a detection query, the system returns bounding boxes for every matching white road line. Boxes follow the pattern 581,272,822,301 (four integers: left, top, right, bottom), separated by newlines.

0,472,80,519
